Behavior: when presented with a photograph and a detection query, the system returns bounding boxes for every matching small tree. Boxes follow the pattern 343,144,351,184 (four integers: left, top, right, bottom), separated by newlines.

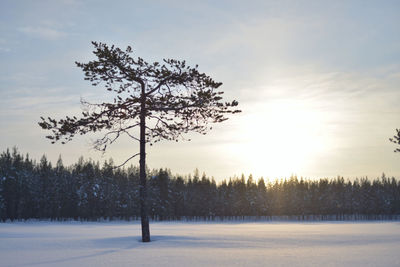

390,129,400,152
38,42,240,242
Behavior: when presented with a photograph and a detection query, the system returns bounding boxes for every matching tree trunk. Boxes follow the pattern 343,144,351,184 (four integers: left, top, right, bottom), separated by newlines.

139,90,150,242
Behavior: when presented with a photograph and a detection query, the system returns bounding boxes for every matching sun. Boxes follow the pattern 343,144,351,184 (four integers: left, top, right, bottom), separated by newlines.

231,99,327,179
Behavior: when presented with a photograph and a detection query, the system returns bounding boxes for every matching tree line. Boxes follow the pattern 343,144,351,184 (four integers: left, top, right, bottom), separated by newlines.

1,148,399,221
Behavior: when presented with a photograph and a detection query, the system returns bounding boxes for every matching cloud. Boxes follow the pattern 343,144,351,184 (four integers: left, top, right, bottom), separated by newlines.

0,47,11,52
0,38,11,52
18,26,67,40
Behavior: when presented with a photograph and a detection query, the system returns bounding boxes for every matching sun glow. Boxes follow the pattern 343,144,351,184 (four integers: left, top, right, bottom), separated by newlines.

231,99,328,179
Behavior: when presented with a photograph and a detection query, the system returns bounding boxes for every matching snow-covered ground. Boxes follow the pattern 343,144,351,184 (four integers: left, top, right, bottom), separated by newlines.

1,221,399,266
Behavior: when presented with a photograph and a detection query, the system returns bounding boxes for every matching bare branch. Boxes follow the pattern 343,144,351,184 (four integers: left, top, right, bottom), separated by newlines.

113,153,140,169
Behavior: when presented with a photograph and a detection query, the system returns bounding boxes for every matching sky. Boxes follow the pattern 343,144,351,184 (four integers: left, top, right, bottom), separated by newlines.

0,0,399,181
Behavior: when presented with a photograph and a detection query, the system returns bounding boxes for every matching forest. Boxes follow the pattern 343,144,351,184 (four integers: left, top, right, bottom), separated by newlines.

1,148,399,221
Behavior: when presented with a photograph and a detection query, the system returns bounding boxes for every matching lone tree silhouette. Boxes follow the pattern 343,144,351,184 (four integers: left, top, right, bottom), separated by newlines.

390,129,400,152
38,42,240,242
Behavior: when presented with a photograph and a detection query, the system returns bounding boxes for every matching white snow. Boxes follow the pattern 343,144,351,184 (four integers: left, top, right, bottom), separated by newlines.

1,221,400,266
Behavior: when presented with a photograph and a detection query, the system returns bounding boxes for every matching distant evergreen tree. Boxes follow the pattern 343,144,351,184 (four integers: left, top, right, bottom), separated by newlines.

246,175,258,216
0,147,399,221
0,149,12,220
256,178,268,216
148,169,171,220
0,180,5,221
170,176,185,219
37,155,54,218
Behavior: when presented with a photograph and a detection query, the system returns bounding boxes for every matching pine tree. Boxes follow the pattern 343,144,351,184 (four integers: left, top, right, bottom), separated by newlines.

38,42,240,241
390,129,400,152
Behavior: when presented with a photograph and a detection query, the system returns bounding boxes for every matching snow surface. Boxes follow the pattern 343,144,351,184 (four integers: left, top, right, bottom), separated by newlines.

1,221,400,266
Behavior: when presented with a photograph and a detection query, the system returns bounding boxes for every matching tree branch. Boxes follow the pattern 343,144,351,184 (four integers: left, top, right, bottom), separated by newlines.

113,152,140,169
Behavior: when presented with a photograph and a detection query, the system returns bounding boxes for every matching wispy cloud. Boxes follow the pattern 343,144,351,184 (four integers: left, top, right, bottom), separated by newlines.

1,0,399,179
0,47,11,52
18,26,67,40
0,38,11,52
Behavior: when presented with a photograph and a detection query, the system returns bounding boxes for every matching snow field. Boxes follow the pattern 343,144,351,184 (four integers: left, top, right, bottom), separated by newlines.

1,221,400,266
